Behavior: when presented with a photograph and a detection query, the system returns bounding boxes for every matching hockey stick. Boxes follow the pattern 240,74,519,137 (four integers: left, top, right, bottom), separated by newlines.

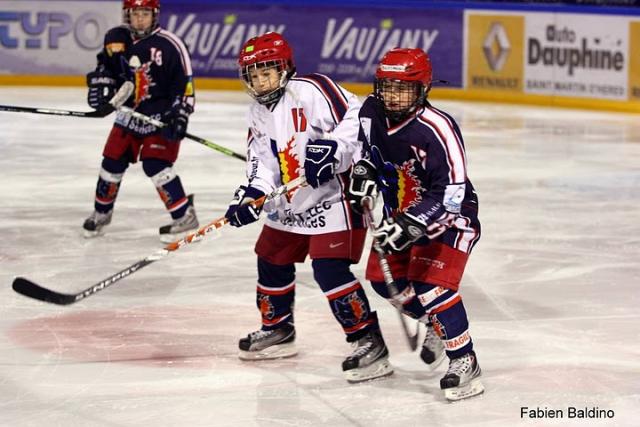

12,176,306,305
364,207,419,351
119,106,247,161
0,81,134,119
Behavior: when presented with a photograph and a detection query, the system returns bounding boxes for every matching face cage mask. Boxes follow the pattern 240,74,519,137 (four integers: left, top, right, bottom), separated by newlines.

124,8,159,39
240,60,291,105
374,79,426,122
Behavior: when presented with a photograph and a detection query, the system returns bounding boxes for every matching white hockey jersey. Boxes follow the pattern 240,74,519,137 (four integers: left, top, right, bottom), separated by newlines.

244,73,363,235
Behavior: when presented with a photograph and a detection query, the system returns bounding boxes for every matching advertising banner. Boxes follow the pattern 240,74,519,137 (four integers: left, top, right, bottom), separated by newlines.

161,4,464,86
466,10,639,103
0,0,121,75
465,13,525,92
524,13,629,100
629,21,640,101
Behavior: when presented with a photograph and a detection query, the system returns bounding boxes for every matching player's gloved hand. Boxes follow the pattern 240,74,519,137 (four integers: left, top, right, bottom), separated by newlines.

224,185,266,227
87,66,116,112
373,213,427,253
347,158,378,214
162,98,193,141
304,139,337,188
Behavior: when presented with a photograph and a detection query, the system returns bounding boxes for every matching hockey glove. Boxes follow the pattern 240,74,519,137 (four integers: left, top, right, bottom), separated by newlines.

225,185,266,227
373,213,427,253
304,139,338,188
162,98,193,141
347,158,379,214
87,66,117,112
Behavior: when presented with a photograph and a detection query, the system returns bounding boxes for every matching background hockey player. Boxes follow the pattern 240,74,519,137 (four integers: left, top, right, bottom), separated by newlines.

224,32,392,383
347,47,484,401
83,0,198,242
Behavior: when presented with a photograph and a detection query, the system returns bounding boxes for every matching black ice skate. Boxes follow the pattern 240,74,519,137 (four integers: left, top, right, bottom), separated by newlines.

420,323,445,369
440,351,484,401
238,324,297,360
342,329,393,383
82,210,113,238
159,194,199,243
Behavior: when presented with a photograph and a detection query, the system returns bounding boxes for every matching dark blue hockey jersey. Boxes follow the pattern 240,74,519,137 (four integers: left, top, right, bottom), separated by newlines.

95,26,195,136
358,95,480,247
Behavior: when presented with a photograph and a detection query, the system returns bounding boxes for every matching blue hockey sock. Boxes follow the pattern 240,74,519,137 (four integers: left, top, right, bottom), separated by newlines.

94,157,127,213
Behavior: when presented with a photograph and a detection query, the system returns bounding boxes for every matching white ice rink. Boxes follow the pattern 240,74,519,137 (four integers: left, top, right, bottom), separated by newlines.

1,87,639,426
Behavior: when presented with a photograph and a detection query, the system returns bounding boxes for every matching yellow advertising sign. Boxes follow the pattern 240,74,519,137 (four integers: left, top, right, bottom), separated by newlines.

466,14,524,92
629,22,640,101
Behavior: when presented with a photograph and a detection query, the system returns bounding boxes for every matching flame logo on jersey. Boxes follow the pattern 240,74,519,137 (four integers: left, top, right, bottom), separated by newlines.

133,62,155,108
334,292,368,326
258,295,275,320
278,135,300,184
396,160,423,212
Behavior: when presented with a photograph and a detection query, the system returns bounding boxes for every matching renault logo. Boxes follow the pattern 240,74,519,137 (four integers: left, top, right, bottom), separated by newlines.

483,22,510,72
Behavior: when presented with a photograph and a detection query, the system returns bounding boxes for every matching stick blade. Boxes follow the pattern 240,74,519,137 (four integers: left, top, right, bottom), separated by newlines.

12,277,77,305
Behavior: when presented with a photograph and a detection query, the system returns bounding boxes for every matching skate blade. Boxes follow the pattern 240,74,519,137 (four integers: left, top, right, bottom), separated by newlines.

238,342,298,361
423,350,446,372
83,228,105,238
344,357,394,383
420,349,447,372
443,377,485,401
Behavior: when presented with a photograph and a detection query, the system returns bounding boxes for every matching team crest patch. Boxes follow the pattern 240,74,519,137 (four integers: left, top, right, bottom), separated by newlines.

278,135,300,184
432,317,447,339
258,295,275,320
333,293,368,326
130,57,155,108
396,160,423,211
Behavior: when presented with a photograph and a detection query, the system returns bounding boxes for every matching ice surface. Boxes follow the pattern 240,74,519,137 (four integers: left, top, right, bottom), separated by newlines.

1,88,639,426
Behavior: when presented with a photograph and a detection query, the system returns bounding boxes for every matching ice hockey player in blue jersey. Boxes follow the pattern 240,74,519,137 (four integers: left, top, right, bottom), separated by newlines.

347,47,484,401
82,0,198,242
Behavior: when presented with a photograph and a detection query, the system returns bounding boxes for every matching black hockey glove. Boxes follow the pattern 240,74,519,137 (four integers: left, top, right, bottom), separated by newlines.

163,98,193,141
224,185,266,227
87,66,116,111
347,158,378,214
304,139,337,188
373,213,427,253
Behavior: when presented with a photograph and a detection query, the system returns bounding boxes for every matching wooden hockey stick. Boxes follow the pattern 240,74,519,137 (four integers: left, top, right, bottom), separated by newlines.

119,106,247,161
364,207,420,351
0,82,134,119
12,176,306,305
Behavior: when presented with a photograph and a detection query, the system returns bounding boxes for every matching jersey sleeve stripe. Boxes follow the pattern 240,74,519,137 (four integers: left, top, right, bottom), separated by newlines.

417,110,467,183
295,74,348,124
158,30,193,76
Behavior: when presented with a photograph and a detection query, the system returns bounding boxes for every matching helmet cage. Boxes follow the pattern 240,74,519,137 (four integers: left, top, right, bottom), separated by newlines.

240,59,292,105
374,78,426,122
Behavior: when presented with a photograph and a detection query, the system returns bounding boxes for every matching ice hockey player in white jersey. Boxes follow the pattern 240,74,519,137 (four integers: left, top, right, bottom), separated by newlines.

224,32,392,383
347,47,484,401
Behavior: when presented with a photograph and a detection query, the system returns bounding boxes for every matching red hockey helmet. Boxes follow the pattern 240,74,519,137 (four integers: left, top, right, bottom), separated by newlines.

123,0,160,39
374,48,433,121
238,32,296,105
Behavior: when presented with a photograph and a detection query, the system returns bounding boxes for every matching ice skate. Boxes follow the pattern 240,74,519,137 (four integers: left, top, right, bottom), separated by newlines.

82,210,113,237
420,323,445,370
440,351,484,401
342,329,393,383
159,194,199,243
238,324,297,360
